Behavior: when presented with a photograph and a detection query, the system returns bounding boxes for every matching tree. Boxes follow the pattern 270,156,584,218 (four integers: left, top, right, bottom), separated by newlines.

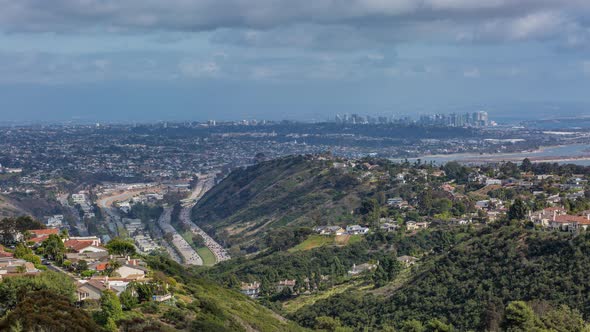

119,288,138,311
13,243,33,259
315,316,343,332
0,290,101,331
508,198,528,221
96,290,123,329
400,319,425,332
521,158,533,172
42,234,66,263
77,259,88,273
503,301,536,332
106,237,136,257
0,272,76,317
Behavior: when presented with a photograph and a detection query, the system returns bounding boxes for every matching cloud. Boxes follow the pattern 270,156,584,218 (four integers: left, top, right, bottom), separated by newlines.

1,0,589,45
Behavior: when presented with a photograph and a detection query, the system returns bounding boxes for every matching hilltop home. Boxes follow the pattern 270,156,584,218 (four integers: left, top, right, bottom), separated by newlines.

406,221,429,231
348,263,377,276
314,226,345,236
346,225,369,235
529,207,567,227
549,214,590,232
240,282,261,298
276,279,296,293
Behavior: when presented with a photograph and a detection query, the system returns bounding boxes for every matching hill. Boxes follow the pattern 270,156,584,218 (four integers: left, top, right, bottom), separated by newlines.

0,194,27,218
290,225,590,331
0,256,306,332
191,155,373,252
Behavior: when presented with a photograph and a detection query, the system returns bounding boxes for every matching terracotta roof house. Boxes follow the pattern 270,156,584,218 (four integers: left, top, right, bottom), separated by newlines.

29,229,59,237
64,239,108,254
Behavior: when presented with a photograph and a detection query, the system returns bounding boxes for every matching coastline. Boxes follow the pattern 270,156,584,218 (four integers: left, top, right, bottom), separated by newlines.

408,142,590,165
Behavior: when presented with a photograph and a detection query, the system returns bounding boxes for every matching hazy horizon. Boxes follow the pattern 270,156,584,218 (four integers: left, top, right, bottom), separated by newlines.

1,1,590,122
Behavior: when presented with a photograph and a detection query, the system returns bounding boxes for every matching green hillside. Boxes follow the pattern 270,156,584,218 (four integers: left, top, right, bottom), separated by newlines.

191,155,370,251
0,256,306,332
290,225,590,331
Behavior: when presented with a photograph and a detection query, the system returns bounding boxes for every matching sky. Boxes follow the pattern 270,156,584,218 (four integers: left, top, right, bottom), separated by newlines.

1,0,590,123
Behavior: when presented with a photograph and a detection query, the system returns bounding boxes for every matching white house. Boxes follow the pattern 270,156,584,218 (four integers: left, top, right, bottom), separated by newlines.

346,225,369,235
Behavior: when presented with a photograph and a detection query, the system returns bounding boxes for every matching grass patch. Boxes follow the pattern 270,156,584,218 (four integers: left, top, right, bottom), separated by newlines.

288,235,334,252
196,246,216,266
282,280,362,314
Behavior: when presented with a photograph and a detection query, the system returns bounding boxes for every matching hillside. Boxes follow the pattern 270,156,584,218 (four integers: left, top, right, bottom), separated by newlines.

0,194,27,218
191,155,372,251
0,255,306,332
290,225,590,331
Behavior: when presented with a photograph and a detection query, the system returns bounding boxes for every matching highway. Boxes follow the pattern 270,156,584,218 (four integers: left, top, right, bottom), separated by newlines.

158,207,203,265
181,174,231,263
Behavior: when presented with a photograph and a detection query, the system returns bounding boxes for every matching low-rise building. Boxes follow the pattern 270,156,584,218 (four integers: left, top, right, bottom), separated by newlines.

240,282,261,298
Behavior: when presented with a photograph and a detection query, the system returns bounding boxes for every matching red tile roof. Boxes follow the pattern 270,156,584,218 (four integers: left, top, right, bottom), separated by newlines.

553,214,590,225
64,239,96,252
95,262,108,271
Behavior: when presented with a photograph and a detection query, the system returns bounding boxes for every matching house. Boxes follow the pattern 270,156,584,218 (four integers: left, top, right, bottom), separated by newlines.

380,223,399,232
387,197,409,208
529,207,567,227
475,200,490,209
64,239,108,254
69,236,101,246
240,282,261,298
549,214,590,232
153,294,173,302
0,258,40,276
397,255,418,267
347,263,377,276
44,215,64,228
114,264,147,279
346,225,369,235
485,179,502,186
76,280,107,301
314,226,346,236
276,279,296,293
406,221,429,231
387,197,404,206
29,228,59,238
27,228,60,245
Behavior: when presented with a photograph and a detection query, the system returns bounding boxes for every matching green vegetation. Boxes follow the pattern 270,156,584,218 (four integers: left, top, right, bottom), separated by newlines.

290,225,590,331
144,255,306,331
197,246,216,266
289,234,335,252
192,155,369,252
105,236,137,257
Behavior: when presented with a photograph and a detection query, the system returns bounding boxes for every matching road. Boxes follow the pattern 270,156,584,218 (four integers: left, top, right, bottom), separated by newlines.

181,174,231,263
154,208,183,264
158,207,203,265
